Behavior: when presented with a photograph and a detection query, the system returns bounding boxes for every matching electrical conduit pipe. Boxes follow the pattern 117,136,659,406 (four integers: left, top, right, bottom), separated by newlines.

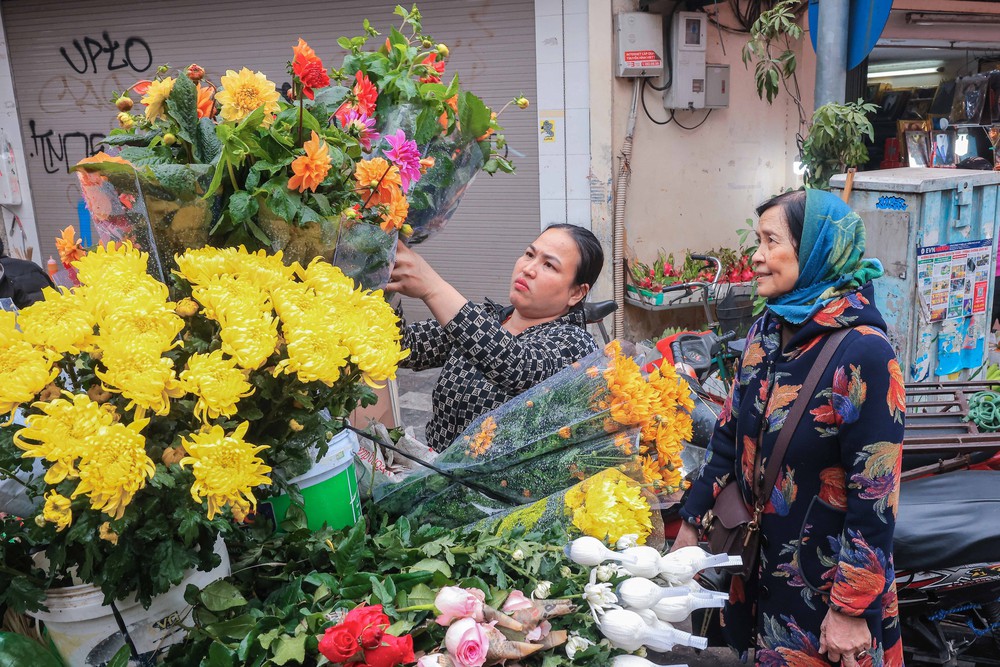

613,78,641,338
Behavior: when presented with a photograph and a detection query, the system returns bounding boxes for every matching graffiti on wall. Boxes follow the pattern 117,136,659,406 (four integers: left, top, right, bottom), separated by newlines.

59,32,153,74
26,120,105,175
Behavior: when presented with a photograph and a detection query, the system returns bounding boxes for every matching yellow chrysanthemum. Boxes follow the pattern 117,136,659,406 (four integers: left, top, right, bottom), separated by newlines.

14,392,117,484
0,338,59,423
179,422,271,521
181,351,254,423
141,77,175,122
192,274,272,323
18,286,97,355
96,345,185,416
73,241,150,286
564,468,653,545
465,416,497,458
98,304,184,355
218,311,279,371
174,246,240,287
175,246,297,295
274,328,350,385
215,68,281,124
42,491,73,532
73,419,155,520
88,273,170,321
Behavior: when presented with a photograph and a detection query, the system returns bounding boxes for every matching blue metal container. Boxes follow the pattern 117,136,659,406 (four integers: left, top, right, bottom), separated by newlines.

830,168,1000,382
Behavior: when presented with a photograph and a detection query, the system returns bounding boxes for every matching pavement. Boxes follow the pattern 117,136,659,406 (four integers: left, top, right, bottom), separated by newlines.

395,369,745,667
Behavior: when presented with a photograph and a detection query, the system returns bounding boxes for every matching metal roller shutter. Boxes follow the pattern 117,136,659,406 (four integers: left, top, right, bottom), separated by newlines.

1,0,539,318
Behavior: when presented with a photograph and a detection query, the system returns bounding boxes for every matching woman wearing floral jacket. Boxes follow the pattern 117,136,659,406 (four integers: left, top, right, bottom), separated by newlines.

673,189,904,667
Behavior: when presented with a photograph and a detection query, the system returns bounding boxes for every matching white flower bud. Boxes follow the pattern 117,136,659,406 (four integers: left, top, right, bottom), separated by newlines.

511,548,525,561
534,580,552,599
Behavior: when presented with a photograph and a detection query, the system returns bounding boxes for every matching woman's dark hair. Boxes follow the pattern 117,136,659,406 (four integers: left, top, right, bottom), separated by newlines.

755,190,806,251
545,223,604,288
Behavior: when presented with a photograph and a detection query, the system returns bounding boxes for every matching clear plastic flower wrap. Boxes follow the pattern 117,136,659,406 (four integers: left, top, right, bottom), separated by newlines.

374,342,696,529
472,467,668,549
377,103,487,245
72,160,219,283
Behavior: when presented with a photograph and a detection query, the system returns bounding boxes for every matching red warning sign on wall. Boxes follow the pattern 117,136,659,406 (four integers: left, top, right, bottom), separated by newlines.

624,50,661,67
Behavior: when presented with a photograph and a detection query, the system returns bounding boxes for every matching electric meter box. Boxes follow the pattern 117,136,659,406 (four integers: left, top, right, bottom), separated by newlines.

614,12,664,78
705,64,730,109
663,11,707,110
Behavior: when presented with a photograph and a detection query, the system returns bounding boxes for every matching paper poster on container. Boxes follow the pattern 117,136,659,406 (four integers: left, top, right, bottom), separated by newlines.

916,239,992,322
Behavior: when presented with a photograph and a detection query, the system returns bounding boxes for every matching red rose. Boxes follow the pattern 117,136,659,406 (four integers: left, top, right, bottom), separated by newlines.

359,623,385,650
346,604,390,634
362,633,415,667
318,623,360,662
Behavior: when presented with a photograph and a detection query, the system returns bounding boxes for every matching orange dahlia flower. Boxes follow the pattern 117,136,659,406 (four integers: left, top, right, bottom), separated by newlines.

354,157,402,207
292,38,330,101
353,71,378,116
380,189,409,232
196,83,216,119
288,131,331,193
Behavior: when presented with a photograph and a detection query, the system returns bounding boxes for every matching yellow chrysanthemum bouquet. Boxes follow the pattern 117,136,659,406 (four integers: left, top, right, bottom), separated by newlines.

0,241,407,608
73,4,523,292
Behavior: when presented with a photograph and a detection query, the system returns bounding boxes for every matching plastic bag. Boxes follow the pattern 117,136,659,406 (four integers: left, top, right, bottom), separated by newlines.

375,342,697,527
376,104,486,245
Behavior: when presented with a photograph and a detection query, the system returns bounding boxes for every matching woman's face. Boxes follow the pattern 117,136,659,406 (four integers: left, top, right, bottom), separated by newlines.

752,207,800,299
509,228,587,319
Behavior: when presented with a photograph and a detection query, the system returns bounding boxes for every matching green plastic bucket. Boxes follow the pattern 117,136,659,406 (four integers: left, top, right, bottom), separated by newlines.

262,429,362,532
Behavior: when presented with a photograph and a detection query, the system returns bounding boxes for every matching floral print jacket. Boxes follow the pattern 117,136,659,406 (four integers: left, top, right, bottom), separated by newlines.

681,283,905,666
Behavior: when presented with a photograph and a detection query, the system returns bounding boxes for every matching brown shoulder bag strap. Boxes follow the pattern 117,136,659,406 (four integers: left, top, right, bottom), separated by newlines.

756,327,852,510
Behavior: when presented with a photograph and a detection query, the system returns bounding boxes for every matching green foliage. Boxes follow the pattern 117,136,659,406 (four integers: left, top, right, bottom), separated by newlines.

802,100,878,189
741,0,807,129
164,512,620,666
0,632,65,667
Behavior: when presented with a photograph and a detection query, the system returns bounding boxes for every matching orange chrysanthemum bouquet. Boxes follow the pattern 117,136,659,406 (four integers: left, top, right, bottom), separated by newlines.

74,4,525,289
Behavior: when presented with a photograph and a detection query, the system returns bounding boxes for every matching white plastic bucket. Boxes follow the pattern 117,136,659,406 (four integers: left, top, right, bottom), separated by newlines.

28,537,230,667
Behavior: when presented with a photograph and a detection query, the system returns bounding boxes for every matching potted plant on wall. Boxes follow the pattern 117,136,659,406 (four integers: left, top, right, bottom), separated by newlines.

741,0,877,189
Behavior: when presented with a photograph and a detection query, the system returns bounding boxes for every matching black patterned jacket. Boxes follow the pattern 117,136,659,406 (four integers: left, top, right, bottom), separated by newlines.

401,300,596,451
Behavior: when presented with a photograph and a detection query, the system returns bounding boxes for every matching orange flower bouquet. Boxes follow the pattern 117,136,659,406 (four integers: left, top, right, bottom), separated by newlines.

73,4,524,288
374,342,696,530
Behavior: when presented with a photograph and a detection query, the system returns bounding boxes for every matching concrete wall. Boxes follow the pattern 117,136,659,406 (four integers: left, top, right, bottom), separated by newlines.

592,0,815,340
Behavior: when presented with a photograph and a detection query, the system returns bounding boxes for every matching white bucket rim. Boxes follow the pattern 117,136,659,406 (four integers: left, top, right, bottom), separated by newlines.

287,429,359,487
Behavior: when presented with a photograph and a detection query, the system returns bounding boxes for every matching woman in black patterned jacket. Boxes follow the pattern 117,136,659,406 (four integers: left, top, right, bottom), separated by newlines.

387,224,604,451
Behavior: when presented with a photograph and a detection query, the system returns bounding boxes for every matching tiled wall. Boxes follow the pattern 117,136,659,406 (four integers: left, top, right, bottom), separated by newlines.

535,0,592,229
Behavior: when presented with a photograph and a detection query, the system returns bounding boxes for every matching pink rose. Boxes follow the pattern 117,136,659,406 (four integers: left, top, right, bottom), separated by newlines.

444,617,489,667
501,589,533,613
416,655,447,666
434,586,485,626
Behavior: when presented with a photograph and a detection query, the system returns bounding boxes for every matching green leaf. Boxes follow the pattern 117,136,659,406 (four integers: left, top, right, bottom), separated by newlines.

457,92,491,142
370,575,394,606
405,582,438,608
229,191,259,224
409,558,451,577
206,614,259,640
167,72,199,145
0,632,64,667
332,520,368,577
264,179,298,222
200,580,249,612
271,633,307,666
203,642,236,667
195,117,223,164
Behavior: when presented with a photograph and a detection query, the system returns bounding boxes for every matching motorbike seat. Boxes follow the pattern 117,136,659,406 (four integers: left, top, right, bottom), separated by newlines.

894,470,1000,572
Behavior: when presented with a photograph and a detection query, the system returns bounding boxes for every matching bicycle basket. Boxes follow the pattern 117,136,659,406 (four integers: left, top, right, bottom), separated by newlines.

715,286,756,339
